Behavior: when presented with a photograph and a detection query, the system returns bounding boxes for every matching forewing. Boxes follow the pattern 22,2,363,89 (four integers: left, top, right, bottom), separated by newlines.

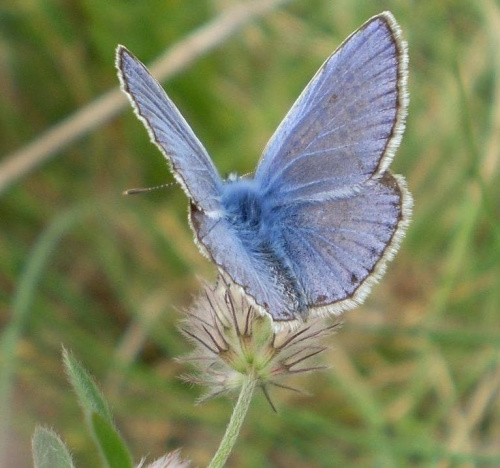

116,46,223,212
276,173,412,315
255,12,408,203
190,205,301,322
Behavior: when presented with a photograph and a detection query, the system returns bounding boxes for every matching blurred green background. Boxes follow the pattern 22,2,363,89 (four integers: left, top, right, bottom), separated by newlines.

1,0,500,466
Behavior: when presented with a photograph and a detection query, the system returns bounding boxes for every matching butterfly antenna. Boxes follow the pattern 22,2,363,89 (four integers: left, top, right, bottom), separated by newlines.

123,183,173,195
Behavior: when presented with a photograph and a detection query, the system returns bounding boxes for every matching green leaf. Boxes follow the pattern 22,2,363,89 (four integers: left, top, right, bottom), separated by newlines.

32,426,75,468
91,412,134,468
62,347,113,423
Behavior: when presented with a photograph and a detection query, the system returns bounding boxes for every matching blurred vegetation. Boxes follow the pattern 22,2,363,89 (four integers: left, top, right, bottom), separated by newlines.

1,0,500,466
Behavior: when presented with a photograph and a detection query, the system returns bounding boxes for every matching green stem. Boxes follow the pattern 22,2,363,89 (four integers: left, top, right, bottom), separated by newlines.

208,375,257,468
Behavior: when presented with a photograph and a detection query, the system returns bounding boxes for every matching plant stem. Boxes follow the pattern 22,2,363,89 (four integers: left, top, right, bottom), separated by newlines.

208,375,257,468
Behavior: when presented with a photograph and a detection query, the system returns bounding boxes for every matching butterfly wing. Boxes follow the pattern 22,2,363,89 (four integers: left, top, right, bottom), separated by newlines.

253,12,411,318
273,173,412,316
116,46,223,212
255,12,408,204
118,46,292,315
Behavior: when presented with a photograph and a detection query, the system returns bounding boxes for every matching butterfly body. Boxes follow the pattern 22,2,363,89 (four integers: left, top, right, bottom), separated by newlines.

117,11,412,322
192,174,309,317
221,177,265,233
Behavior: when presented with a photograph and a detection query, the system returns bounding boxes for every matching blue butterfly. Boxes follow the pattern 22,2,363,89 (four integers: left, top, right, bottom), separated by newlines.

116,11,412,322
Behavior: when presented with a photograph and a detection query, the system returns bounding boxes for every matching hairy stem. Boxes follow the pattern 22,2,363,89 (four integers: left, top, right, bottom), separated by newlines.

208,375,257,468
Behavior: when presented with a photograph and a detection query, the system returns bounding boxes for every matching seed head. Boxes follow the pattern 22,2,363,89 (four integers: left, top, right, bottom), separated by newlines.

179,278,339,408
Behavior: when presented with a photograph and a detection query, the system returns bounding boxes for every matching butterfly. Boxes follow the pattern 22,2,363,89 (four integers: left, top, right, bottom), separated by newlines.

116,11,412,322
